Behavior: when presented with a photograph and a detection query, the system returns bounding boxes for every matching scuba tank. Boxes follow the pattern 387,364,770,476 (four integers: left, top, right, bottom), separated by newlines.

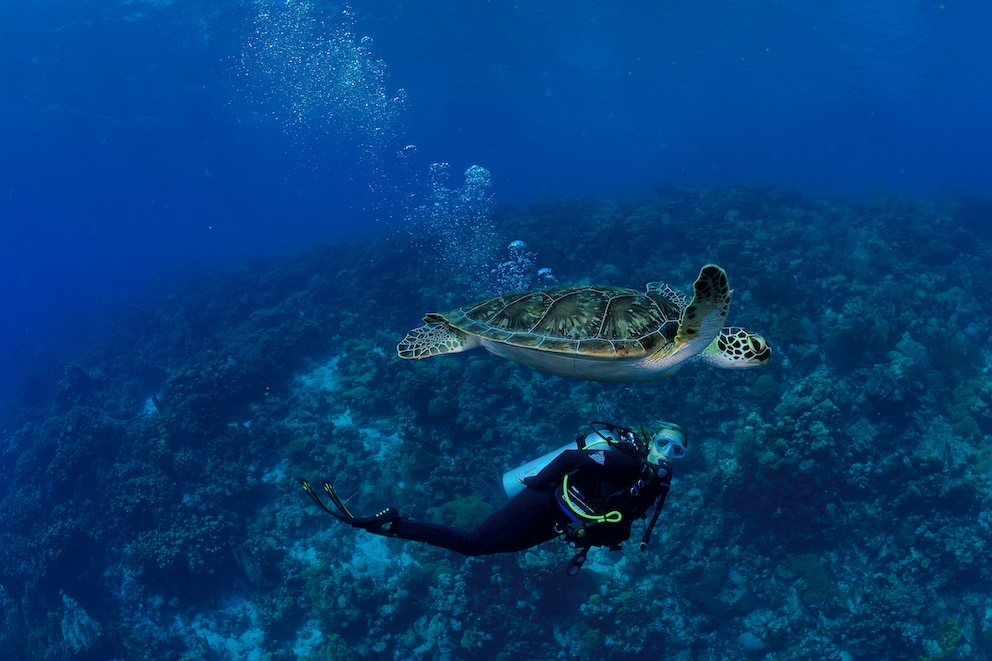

502,424,623,499
501,420,687,498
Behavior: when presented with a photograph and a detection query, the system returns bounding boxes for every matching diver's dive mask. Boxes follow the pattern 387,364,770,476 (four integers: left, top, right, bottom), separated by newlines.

585,420,686,463
649,422,687,462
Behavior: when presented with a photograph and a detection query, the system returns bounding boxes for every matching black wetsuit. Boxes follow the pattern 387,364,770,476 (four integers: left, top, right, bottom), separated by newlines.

387,447,669,556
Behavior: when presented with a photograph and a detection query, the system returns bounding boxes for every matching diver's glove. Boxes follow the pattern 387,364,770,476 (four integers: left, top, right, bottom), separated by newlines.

522,475,552,490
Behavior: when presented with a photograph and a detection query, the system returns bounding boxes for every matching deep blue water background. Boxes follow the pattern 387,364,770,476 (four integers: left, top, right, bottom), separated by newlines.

2,0,991,399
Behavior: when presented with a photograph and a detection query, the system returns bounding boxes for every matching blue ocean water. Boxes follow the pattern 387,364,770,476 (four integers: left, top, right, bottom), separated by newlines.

1,1,992,659
3,1,990,396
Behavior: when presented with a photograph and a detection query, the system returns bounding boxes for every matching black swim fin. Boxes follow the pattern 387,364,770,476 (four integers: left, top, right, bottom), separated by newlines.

301,479,400,535
301,479,349,520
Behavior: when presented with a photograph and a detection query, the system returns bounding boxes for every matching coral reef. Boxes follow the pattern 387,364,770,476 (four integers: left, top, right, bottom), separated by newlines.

1,185,991,659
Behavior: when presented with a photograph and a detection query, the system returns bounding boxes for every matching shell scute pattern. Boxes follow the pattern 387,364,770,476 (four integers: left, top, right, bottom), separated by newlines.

538,337,582,353
527,291,605,338
447,285,683,358
573,338,615,355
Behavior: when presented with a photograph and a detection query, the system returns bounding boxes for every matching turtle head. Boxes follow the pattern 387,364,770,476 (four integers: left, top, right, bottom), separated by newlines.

700,327,772,368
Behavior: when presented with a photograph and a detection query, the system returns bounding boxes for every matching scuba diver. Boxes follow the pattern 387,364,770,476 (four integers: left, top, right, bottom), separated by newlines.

302,421,686,575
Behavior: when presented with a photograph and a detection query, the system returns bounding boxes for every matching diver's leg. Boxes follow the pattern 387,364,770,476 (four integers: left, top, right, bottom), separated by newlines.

469,487,560,554
386,519,481,554
389,488,558,556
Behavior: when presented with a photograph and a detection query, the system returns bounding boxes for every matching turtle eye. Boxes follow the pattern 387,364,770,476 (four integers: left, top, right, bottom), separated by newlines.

748,337,771,361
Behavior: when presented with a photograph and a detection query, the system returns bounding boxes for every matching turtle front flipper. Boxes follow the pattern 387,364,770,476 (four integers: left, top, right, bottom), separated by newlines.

397,313,481,359
672,264,732,356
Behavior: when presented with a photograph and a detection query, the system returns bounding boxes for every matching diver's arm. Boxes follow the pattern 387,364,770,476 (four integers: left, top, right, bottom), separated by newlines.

523,450,597,491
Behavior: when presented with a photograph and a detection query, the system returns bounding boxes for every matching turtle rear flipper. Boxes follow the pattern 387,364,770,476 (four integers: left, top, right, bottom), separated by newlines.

671,264,732,356
397,314,481,359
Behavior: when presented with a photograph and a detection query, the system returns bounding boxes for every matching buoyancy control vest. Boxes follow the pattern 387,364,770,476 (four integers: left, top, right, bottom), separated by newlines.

548,422,676,575
555,439,672,550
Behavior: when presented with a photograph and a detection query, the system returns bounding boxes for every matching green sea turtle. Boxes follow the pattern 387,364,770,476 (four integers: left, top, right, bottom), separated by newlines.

397,264,771,382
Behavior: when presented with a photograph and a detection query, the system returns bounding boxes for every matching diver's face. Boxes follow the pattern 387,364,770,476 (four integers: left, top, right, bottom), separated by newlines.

649,424,687,462
647,445,667,465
